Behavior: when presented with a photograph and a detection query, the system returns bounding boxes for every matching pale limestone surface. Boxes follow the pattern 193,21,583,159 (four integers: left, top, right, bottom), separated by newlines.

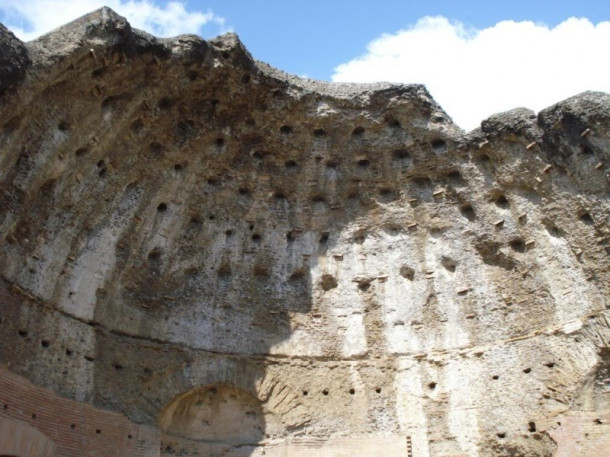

0,7,609,457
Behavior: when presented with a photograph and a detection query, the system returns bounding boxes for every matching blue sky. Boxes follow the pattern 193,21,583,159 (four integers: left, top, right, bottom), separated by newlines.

1,1,609,130
192,0,610,80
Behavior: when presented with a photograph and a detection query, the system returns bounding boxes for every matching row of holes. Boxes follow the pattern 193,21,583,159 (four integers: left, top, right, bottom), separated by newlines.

3,403,604,436
73,145,425,171
1,403,132,438
279,125,367,137
82,158,595,231
16,329,560,376
94,96,410,136
214,228,527,257
71,134,443,161
170,202,589,251
426,363,558,392
71,145,604,217
73,154,596,235
149,256,453,283
65,141,602,186
302,387,381,397
69,159,597,233
15,332,149,372
147,232,541,272
499,417,606,437
161,183,526,215
59,121,601,164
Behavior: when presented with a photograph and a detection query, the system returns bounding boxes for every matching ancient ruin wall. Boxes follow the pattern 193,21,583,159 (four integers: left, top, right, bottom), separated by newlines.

0,7,609,457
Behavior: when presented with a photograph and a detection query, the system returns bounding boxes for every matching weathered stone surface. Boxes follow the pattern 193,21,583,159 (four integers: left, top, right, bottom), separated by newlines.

0,7,608,457
0,23,30,94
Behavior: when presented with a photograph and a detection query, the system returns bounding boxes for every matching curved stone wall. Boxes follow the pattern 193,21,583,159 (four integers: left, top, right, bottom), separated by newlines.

0,7,608,457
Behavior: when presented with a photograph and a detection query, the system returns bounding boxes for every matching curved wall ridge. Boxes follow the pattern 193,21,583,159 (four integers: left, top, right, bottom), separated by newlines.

0,7,609,457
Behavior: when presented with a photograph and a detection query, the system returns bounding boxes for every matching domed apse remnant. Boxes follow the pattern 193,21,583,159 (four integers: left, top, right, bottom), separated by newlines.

0,7,609,457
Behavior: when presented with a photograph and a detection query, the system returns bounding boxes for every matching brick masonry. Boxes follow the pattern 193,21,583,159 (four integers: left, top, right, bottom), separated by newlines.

0,366,160,457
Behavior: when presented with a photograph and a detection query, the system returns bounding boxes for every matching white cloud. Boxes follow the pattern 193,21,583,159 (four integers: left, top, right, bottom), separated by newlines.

0,0,228,41
332,16,610,131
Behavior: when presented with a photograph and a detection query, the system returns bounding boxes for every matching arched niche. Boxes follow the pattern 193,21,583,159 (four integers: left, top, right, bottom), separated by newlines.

158,384,265,444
